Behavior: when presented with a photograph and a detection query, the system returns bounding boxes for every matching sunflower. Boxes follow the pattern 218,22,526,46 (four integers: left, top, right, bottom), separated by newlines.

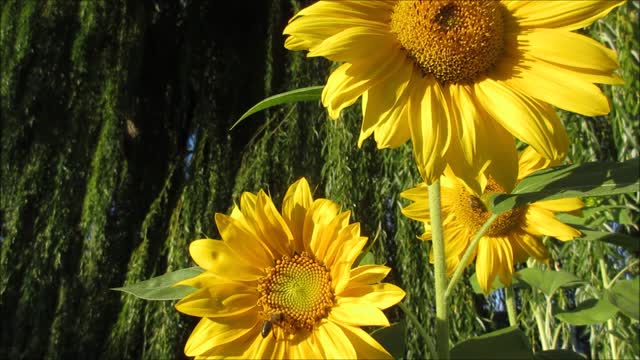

283,0,623,194
175,178,405,359
401,147,584,293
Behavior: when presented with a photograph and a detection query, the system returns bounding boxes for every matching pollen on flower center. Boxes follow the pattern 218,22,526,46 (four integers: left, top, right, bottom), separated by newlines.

389,0,505,84
257,252,334,336
454,178,525,236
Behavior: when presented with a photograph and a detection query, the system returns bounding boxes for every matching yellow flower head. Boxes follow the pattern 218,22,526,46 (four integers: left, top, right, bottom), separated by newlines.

284,0,623,194
401,147,584,293
175,178,405,359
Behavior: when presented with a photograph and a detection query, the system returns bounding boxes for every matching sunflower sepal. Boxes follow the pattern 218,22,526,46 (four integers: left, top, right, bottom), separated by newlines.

112,266,203,301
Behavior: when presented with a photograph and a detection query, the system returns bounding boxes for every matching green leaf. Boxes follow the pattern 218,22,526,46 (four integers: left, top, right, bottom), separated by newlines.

607,278,639,320
572,226,640,252
356,251,376,266
491,158,639,214
112,266,204,300
371,322,405,359
515,268,586,297
230,86,323,129
450,326,533,359
533,350,585,360
555,297,618,325
469,272,528,294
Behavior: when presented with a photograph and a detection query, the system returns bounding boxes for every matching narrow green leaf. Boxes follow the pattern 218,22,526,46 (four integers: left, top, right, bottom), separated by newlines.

112,266,204,300
230,86,323,129
571,226,640,252
469,272,528,294
450,326,533,359
533,350,586,360
515,268,586,297
371,322,405,359
555,297,618,325
607,278,639,320
491,158,639,214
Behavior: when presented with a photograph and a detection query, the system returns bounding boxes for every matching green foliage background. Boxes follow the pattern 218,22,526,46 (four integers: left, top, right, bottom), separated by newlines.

1,0,637,359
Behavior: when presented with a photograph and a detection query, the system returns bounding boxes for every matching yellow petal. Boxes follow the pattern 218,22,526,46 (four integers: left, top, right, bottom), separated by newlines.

174,271,220,289
308,25,395,63
400,182,428,202
503,55,612,116
330,230,367,294
506,0,625,31
329,302,390,327
315,320,357,359
246,334,277,359
189,239,262,281
254,190,294,257
176,284,258,319
295,0,394,23
360,60,413,148
338,283,405,309
321,49,404,120
408,75,450,184
282,178,314,252
474,78,569,161
523,28,619,74
372,101,411,149
510,229,550,263
311,210,351,261
401,197,429,223
283,15,385,51
184,316,258,356
534,198,584,213
215,213,272,269
302,198,340,253
517,145,557,179
348,265,391,285
447,85,519,193
475,237,499,294
338,324,392,360
523,206,582,241
324,222,361,268
289,334,323,359
481,120,519,192
239,192,258,227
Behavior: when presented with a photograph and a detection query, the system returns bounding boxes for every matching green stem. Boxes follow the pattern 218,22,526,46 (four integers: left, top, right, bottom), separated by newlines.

398,302,437,359
429,181,449,360
444,213,499,298
607,259,639,289
532,303,550,350
599,258,618,358
504,285,518,327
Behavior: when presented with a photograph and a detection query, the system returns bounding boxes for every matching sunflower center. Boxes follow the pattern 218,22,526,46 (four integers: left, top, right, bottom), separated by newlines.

389,0,505,84
454,178,525,236
257,252,334,335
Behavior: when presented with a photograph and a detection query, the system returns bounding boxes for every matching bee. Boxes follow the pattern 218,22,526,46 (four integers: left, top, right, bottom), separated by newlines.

469,196,486,211
261,312,284,338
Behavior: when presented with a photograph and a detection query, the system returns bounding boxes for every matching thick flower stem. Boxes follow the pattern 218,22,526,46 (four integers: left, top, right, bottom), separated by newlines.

444,213,498,298
428,181,449,360
504,285,518,327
